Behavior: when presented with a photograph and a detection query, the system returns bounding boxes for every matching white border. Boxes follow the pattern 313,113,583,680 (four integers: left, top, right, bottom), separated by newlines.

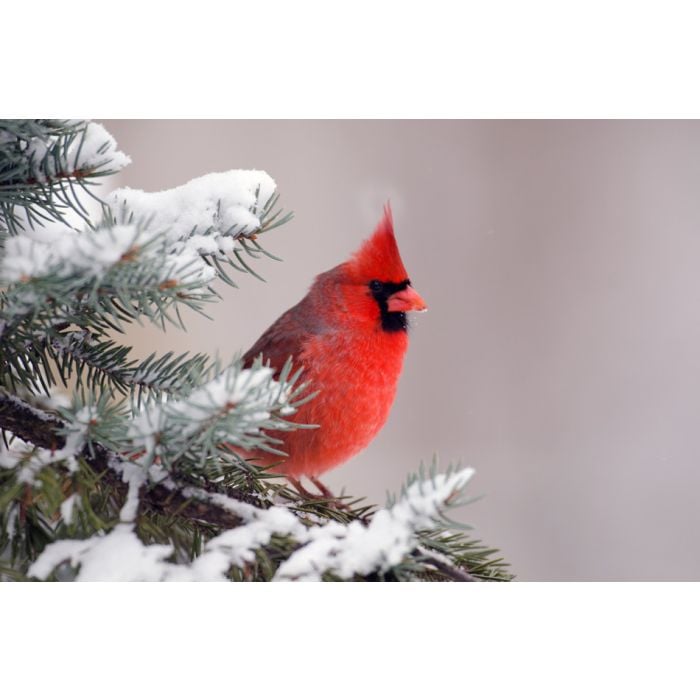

2,583,698,699
4,0,700,117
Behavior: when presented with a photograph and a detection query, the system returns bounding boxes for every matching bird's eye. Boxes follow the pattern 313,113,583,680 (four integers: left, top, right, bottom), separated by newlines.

369,280,383,293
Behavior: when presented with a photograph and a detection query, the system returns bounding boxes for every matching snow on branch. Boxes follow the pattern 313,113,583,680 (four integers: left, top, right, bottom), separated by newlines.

23,121,131,183
27,467,476,581
1,224,165,283
109,170,277,255
0,169,283,334
28,524,174,581
274,468,476,581
0,220,221,298
127,363,302,467
0,120,131,236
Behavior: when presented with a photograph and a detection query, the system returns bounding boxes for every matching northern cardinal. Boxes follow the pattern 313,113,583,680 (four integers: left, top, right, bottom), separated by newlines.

241,205,427,498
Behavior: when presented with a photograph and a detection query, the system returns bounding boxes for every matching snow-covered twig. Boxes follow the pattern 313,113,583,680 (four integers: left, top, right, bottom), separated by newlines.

28,467,476,582
273,469,475,581
128,363,301,467
0,170,283,338
0,398,96,483
0,393,247,530
1,165,278,287
2,393,489,582
109,170,276,248
24,121,130,183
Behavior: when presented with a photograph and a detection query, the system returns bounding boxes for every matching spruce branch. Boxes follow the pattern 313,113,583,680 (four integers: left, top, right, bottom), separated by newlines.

45,329,212,406
414,545,478,582
126,359,309,470
0,120,130,235
0,221,219,332
0,392,246,529
0,172,292,397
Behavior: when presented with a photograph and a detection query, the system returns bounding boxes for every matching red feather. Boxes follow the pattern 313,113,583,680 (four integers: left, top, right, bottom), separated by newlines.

345,204,409,284
240,205,425,478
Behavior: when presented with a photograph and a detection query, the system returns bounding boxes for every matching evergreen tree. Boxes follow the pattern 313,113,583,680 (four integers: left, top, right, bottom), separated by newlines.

0,119,512,582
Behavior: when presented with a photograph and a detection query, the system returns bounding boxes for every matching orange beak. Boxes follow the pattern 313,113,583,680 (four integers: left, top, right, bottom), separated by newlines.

387,285,428,313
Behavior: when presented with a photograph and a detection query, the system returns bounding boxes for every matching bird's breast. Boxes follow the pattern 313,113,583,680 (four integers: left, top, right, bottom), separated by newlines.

274,328,409,477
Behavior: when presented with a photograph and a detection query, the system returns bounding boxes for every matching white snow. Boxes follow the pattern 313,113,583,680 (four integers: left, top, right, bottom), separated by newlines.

1,224,147,282
4,504,20,543
110,459,148,522
1,235,53,282
108,170,276,248
28,467,476,582
28,524,174,582
59,494,78,525
0,438,32,472
75,122,131,172
158,242,217,286
2,442,65,484
274,469,475,581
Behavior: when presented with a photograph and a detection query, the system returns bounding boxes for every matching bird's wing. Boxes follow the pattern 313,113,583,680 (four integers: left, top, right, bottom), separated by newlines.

241,302,315,378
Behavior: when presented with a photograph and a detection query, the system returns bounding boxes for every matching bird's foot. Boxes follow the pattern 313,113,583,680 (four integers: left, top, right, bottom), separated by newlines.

287,476,352,511
287,476,319,501
309,476,336,500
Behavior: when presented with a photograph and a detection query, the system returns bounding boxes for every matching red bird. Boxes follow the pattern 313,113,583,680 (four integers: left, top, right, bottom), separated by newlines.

241,205,427,498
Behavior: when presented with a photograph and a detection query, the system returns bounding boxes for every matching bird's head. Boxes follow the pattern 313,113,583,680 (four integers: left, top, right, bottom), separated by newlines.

329,204,427,333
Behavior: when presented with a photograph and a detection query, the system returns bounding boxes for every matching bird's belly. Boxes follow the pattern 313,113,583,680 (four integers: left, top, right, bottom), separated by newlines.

264,334,407,477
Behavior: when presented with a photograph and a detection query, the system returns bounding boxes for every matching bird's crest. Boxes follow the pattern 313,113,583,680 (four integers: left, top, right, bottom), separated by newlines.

346,204,409,283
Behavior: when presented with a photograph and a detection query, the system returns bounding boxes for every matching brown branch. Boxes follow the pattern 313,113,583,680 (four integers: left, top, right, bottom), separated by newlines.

0,393,65,450
139,481,243,529
21,167,96,187
0,391,243,529
415,545,478,582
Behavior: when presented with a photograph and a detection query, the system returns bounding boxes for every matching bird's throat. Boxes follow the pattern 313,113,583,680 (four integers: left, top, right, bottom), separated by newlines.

380,309,407,332
370,279,410,333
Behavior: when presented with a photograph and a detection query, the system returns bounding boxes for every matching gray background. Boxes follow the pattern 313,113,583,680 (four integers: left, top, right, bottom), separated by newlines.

102,120,700,580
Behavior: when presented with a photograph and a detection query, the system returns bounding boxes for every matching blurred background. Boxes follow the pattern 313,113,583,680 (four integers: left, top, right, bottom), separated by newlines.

102,120,700,581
